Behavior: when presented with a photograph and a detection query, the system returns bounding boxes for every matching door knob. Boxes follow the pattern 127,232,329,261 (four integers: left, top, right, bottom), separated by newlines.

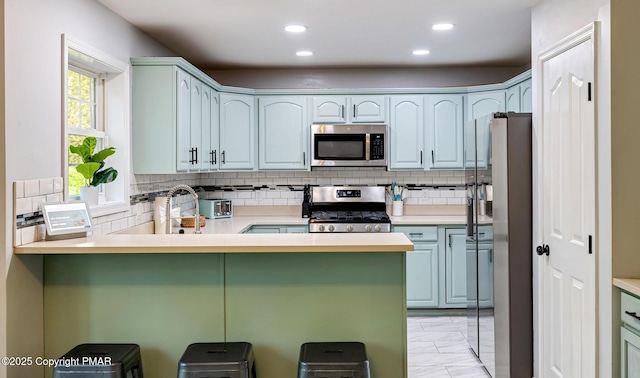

536,244,550,256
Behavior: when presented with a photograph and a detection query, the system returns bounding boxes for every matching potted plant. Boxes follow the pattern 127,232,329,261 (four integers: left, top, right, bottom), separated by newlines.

69,137,118,205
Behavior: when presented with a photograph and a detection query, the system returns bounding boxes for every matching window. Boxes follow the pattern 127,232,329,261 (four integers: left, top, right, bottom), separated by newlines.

63,35,130,216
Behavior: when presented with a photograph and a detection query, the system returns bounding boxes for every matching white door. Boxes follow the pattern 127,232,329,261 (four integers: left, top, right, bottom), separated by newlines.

539,26,596,378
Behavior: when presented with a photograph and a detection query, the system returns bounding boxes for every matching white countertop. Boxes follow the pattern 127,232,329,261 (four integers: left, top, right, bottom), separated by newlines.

13,212,481,255
614,278,640,297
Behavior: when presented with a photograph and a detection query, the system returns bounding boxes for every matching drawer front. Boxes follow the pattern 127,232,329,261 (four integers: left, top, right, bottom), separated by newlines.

393,226,438,242
622,292,640,331
476,225,493,241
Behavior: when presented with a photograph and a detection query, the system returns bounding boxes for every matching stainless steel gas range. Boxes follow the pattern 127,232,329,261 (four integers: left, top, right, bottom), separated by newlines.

308,186,391,233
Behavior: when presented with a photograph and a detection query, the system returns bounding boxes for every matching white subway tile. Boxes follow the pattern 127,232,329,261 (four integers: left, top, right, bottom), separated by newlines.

455,190,467,198
265,172,281,178
39,178,54,195
316,178,332,186
14,228,22,247
287,198,301,206
32,196,47,212
265,191,281,199
432,198,448,205
272,178,288,185
22,226,36,244
24,180,40,197
405,197,419,205
46,193,62,203
14,181,24,199
15,198,32,215
440,191,454,198
287,178,303,185
273,199,288,206
232,199,245,206
237,191,252,199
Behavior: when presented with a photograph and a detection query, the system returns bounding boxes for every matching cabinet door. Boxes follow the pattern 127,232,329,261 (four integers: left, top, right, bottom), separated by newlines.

350,96,387,123
520,79,533,113
285,226,308,234
312,96,347,123
389,96,424,169
189,78,203,171
258,96,308,170
427,94,464,169
466,90,506,121
220,93,255,170
477,244,494,308
506,85,520,112
445,228,467,306
621,327,640,378
204,91,220,170
406,243,439,308
176,69,192,172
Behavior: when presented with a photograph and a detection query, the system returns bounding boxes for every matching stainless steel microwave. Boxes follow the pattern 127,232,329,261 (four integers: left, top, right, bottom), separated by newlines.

310,124,388,167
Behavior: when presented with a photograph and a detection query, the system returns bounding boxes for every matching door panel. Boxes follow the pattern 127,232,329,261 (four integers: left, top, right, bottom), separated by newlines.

541,32,596,378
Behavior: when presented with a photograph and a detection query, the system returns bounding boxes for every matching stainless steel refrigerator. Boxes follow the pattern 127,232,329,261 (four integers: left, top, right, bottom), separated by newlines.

465,112,533,377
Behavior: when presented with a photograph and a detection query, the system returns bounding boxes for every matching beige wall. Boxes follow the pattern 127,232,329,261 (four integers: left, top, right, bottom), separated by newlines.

532,0,612,377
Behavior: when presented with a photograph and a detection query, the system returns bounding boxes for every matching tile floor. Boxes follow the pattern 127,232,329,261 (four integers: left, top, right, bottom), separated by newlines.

407,316,490,378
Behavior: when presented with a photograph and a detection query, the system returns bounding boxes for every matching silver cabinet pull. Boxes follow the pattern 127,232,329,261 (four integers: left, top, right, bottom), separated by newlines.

353,104,357,118
222,151,226,164
449,234,452,248
408,232,424,237
341,105,345,119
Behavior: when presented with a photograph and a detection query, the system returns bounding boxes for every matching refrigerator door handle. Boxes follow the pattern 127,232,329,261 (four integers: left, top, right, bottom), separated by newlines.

466,197,474,237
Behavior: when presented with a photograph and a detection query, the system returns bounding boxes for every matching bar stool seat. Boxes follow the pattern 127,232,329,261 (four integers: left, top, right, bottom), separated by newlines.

52,343,143,378
298,342,370,378
177,342,255,378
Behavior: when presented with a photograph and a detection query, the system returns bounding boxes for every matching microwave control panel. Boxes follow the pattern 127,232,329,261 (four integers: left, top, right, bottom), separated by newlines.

370,134,385,160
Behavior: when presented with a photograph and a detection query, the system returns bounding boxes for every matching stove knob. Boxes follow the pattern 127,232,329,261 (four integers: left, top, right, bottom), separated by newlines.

318,225,325,232
374,224,382,232
365,225,372,232
346,224,354,232
328,225,335,233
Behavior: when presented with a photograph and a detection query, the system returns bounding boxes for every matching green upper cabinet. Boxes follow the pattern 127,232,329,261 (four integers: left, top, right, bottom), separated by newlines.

389,96,424,170
258,96,308,170
466,90,506,121
312,96,387,123
349,96,387,123
132,64,217,174
219,93,256,170
202,90,220,171
426,94,464,169
506,79,532,113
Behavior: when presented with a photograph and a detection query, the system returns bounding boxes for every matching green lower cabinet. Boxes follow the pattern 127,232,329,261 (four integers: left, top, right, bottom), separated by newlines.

244,225,308,234
285,225,309,234
621,326,640,378
478,243,494,308
444,228,467,307
406,243,439,308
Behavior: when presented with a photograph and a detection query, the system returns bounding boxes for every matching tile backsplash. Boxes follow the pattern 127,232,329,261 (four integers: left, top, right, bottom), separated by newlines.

13,169,465,244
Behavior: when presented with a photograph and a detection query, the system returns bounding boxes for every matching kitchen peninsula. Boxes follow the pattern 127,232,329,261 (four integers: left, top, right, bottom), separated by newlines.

14,227,413,378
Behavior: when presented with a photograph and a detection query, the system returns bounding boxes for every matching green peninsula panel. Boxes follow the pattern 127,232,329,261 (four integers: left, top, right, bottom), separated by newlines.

224,252,407,378
44,254,225,378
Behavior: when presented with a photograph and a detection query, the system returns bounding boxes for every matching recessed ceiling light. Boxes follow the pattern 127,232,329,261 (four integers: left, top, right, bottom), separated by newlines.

432,23,454,31
412,50,430,56
285,25,308,33
296,51,313,56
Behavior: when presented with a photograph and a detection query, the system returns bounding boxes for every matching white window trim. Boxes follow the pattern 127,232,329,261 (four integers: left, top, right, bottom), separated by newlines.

62,34,130,217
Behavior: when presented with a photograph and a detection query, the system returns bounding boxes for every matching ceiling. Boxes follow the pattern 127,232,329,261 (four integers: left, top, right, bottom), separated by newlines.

96,0,538,69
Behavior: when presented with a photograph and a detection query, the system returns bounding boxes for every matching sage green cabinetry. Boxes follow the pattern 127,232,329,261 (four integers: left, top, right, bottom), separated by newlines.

243,225,308,234
506,78,532,113
395,226,439,308
219,93,256,170
466,90,506,121
444,228,467,307
132,64,218,174
258,96,308,170
621,291,640,378
311,96,387,123
426,94,465,169
389,96,424,169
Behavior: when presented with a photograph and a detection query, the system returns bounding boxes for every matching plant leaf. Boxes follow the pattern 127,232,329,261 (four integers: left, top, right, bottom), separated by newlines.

76,162,101,181
69,144,90,162
91,167,118,186
82,137,97,156
91,147,116,163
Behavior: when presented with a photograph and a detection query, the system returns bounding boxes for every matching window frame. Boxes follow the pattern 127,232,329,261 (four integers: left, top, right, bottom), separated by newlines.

62,35,130,217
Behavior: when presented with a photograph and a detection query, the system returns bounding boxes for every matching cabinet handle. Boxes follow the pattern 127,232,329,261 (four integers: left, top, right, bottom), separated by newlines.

341,105,345,119
420,151,423,165
489,249,493,263
449,234,452,248
408,232,423,237
222,151,226,164
353,104,357,118
189,148,196,164
479,232,485,238
194,147,198,164
303,151,306,165
431,150,435,164
210,150,217,164
625,311,640,321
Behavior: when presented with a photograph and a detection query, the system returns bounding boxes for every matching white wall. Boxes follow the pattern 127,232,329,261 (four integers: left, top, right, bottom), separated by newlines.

531,0,612,377
2,0,174,376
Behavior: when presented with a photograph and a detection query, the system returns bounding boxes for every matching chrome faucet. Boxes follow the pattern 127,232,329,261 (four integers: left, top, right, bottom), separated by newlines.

165,184,201,234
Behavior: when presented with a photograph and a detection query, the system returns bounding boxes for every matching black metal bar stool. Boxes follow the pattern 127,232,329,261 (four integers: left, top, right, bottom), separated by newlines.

177,342,255,378
298,342,370,378
52,343,143,378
